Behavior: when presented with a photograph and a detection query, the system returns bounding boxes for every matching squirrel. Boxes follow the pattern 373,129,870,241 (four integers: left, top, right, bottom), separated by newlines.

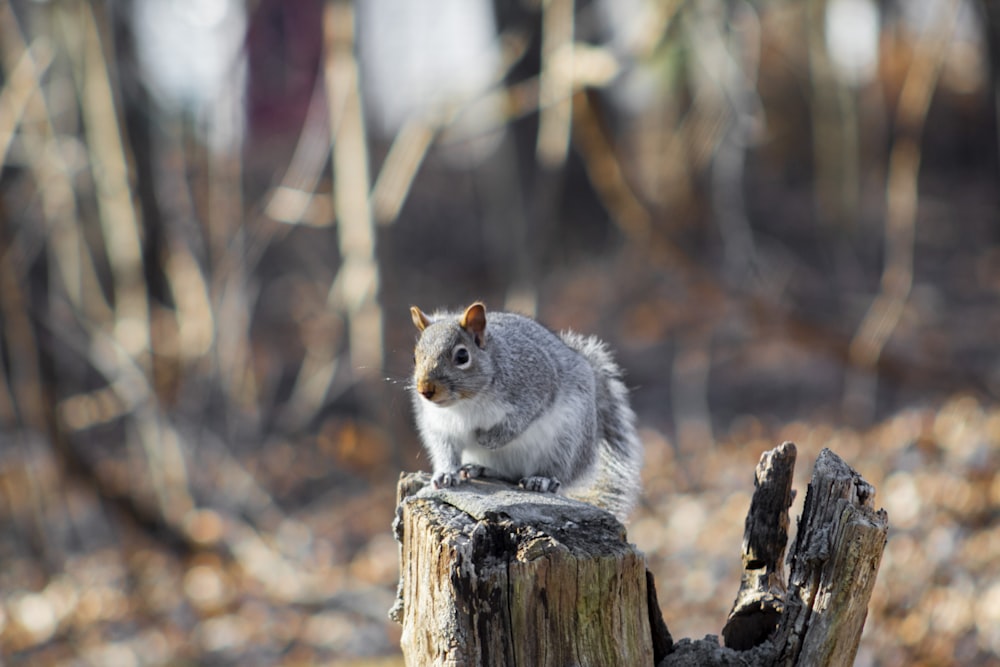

408,301,642,522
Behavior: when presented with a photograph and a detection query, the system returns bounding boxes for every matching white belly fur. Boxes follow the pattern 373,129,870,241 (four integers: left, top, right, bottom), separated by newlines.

421,390,586,481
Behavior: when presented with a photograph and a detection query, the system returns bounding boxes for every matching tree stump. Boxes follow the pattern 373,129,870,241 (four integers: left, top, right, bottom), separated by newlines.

391,443,888,667
390,474,660,666
772,448,889,667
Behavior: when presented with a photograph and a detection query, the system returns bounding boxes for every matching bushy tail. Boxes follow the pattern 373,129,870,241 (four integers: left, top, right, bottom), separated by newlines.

561,332,643,522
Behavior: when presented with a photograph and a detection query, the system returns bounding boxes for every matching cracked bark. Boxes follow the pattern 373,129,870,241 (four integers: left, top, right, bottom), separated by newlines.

390,473,656,666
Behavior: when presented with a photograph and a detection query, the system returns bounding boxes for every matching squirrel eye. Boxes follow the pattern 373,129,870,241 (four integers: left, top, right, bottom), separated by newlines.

452,345,470,368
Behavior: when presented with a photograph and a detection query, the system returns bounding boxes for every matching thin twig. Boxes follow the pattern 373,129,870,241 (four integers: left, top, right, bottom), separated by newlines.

536,0,575,167
70,3,151,360
0,38,52,169
324,0,382,384
370,117,437,225
264,72,335,226
845,0,961,420
0,0,108,318
571,90,653,243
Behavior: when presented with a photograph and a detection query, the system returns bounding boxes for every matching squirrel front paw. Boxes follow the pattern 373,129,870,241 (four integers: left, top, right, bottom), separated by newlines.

519,476,562,493
458,464,487,480
431,470,462,489
432,464,489,489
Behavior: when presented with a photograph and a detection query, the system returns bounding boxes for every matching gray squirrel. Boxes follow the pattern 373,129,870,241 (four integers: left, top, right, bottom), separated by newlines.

409,301,642,521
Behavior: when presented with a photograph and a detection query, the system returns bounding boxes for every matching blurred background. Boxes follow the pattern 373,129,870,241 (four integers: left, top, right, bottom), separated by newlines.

0,0,998,664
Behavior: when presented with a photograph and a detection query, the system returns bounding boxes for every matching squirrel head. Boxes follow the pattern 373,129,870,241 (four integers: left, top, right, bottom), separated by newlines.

410,302,492,406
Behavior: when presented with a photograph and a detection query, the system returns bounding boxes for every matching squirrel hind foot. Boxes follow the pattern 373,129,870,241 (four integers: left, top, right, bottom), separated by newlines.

519,476,562,494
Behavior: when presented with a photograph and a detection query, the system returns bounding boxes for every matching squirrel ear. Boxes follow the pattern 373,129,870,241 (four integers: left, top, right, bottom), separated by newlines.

411,306,432,332
459,302,487,348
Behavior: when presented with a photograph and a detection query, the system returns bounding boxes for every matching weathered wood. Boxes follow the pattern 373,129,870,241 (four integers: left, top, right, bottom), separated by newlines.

662,444,888,667
393,472,654,667
722,441,797,650
392,444,888,667
647,568,675,663
773,448,889,667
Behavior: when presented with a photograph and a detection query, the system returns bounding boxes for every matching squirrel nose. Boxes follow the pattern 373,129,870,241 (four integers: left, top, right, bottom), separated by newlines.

417,381,437,400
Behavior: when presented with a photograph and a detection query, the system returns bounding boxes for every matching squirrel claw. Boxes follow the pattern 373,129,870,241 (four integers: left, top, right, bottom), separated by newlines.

432,471,461,489
458,464,487,481
433,465,487,489
519,476,561,494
